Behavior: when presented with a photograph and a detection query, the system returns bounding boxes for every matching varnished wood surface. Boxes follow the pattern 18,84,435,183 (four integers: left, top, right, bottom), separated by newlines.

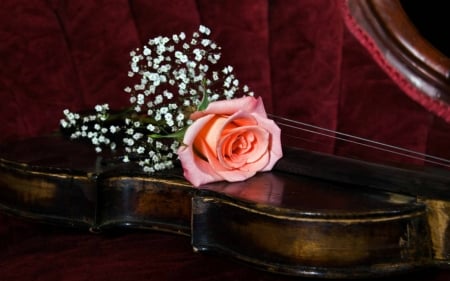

1,135,449,278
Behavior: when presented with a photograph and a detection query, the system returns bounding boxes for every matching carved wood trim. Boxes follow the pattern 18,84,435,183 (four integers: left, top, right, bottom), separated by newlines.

345,0,450,120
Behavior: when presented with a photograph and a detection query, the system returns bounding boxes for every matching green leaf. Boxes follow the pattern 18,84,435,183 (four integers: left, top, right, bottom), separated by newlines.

150,126,188,142
197,91,210,111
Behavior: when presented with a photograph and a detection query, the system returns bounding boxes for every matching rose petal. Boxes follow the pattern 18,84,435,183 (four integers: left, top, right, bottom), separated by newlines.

177,144,223,187
182,114,215,146
218,126,270,169
194,116,228,159
190,96,267,120
255,117,283,171
200,138,258,182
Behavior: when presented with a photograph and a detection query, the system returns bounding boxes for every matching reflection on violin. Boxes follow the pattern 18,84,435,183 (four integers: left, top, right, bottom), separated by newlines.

200,172,284,205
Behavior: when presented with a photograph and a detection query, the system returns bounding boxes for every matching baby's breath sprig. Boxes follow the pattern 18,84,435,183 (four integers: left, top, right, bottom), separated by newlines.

60,25,254,173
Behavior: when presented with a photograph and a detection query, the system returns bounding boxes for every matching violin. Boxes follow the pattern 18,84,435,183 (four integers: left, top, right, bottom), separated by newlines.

1,116,449,279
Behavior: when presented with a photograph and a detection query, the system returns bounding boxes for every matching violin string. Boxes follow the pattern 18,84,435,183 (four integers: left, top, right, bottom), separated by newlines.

276,121,450,168
269,114,450,168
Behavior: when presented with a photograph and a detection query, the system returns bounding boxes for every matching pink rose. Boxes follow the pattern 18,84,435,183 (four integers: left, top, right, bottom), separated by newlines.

177,96,283,187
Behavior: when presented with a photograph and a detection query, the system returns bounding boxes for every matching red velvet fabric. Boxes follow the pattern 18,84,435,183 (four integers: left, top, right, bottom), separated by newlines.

1,1,450,280
2,0,449,162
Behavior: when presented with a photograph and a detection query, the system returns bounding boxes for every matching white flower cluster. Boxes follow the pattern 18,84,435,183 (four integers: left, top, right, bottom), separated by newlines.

61,25,253,173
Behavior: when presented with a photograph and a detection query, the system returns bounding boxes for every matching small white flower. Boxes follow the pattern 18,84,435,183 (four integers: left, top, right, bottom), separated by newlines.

60,119,68,128
166,119,174,127
163,90,173,99
160,107,168,114
199,25,211,35
60,25,255,175
176,113,184,121
154,95,163,104
133,132,143,140
164,113,173,121
143,166,154,173
201,39,210,47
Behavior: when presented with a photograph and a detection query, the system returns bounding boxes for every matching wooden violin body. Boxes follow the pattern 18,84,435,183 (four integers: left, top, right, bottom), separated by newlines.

1,135,449,279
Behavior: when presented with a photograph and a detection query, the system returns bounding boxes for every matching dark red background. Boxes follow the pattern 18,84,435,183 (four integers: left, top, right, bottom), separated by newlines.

1,1,449,280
